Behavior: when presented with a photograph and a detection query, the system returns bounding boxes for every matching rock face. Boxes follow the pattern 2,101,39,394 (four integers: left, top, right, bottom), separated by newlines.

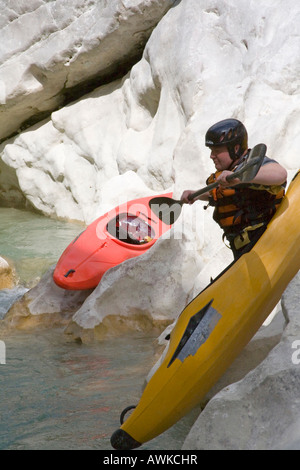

0,0,175,141
0,0,299,221
182,272,300,450
1,265,92,332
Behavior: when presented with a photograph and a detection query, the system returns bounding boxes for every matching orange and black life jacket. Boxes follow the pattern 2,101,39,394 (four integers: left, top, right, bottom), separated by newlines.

206,167,285,243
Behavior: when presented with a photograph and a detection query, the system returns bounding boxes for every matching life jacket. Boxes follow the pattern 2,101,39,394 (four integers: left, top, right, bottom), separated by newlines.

206,169,285,248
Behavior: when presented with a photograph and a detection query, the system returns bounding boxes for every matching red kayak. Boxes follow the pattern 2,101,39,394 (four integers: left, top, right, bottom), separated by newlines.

53,193,173,290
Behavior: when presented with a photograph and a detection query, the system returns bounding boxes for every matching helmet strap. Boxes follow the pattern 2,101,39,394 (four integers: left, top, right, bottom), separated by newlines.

228,144,239,161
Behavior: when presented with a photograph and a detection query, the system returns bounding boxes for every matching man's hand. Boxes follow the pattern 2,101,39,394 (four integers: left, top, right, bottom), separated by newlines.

216,171,241,186
180,190,196,204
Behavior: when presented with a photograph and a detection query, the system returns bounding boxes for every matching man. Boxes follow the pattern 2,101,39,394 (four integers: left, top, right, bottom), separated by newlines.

181,118,287,260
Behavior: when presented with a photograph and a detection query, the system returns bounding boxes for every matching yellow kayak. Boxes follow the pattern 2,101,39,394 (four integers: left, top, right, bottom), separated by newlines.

111,170,300,450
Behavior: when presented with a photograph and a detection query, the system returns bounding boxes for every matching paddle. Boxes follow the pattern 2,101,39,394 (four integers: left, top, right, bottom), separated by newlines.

149,143,267,225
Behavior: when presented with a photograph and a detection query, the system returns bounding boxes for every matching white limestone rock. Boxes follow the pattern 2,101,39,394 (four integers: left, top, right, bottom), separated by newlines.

0,0,175,140
1,0,299,223
2,265,93,331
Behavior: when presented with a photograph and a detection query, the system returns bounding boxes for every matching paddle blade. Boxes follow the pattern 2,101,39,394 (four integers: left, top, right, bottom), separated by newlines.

238,143,267,182
149,197,183,225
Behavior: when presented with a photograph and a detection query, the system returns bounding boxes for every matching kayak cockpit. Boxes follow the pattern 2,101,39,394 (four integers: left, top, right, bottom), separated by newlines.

107,213,155,245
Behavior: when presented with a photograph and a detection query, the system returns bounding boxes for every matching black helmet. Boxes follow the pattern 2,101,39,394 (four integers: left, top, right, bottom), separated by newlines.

205,118,248,161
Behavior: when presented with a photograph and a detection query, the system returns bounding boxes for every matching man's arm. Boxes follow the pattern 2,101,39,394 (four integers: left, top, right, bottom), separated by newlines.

217,162,287,186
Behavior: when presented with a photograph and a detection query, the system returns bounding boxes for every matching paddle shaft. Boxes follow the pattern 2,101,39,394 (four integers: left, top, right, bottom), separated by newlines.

188,155,262,201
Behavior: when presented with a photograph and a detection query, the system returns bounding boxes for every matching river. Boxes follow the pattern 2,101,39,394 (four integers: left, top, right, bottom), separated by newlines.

0,207,198,450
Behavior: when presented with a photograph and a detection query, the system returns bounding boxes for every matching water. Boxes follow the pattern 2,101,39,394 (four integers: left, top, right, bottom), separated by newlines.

0,208,197,450
0,207,84,286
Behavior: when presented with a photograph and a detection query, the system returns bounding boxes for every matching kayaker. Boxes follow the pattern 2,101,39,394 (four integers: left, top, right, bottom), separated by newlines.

180,118,287,260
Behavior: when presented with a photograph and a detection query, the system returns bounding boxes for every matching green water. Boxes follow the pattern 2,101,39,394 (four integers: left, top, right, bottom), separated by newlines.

0,207,84,285
0,208,197,450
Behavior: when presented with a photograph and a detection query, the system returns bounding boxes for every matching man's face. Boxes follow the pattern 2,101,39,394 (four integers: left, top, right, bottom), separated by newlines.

209,145,232,171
